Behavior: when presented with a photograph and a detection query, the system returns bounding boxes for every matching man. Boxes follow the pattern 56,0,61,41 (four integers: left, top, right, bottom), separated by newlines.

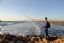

43,17,50,38
0,28,2,36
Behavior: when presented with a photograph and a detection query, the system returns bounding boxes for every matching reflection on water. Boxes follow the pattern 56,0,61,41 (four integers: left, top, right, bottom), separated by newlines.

0,21,64,37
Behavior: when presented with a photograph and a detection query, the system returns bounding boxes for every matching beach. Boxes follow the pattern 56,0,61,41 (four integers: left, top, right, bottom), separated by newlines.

0,21,64,43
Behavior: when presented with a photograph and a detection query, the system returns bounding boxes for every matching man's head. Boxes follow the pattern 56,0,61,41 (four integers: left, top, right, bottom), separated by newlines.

45,17,48,21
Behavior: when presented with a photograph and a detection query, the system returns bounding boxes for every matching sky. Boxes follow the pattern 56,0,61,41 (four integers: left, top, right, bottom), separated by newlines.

0,0,64,21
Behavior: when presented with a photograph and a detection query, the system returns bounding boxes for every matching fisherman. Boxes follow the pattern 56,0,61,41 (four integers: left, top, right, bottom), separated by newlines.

42,17,50,38
0,29,1,33
0,26,2,35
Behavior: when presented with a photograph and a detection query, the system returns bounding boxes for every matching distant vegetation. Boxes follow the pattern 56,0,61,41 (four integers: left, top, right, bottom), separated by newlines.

49,21,64,26
0,20,2,22
35,21,64,26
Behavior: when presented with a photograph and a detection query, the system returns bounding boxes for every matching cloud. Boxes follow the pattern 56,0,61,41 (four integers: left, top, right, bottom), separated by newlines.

0,15,31,21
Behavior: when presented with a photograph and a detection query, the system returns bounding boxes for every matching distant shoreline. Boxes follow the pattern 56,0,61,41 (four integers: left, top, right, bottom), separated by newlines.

0,21,64,26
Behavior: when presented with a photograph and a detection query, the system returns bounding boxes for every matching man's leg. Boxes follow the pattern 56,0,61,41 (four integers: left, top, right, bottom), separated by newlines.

45,28,49,38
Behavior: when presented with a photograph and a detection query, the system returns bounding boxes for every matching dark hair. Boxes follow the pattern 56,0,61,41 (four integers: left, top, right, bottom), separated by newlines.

45,17,47,19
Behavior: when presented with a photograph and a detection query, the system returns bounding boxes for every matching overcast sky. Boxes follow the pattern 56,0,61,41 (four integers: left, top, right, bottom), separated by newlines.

0,0,64,21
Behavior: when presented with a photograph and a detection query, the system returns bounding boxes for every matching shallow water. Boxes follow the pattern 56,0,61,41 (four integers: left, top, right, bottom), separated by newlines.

0,21,64,37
